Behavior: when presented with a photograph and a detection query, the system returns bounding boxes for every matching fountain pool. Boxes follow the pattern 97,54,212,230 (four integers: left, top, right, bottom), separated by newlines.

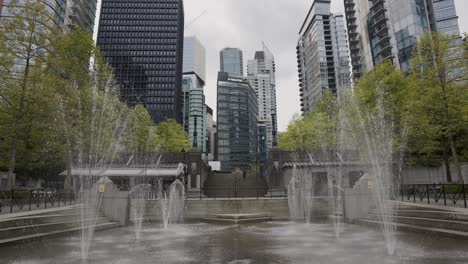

1,221,467,264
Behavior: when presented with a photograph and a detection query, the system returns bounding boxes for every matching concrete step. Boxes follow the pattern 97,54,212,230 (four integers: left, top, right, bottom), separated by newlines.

210,213,270,220
367,214,468,232
0,212,106,228
0,218,110,239
0,222,120,246
369,209,468,222
355,219,468,240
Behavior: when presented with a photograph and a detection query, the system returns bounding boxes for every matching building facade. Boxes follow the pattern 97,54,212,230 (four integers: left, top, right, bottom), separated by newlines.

205,105,215,161
182,36,207,154
344,0,461,76
97,0,184,124
216,72,258,171
432,0,460,36
1,0,97,33
247,43,278,158
220,47,244,77
297,0,351,114
182,76,206,153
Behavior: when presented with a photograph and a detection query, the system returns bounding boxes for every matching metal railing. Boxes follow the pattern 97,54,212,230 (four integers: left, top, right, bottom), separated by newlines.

400,184,467,208
0,189,77,214
190,187,288,200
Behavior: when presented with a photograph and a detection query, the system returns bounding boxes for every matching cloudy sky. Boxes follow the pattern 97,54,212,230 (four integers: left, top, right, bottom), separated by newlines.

93,0,468,132
182,0,468,132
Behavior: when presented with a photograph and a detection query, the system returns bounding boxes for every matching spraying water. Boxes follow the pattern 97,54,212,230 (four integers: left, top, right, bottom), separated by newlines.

288,165,314,223
160,179,185,229
339,89,403,255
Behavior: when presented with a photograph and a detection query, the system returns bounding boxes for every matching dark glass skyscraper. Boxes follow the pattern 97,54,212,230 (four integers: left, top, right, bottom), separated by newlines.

97,0,184,123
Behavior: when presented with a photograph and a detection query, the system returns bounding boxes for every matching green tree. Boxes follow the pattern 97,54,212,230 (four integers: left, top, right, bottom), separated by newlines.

127,105,155,153
278,90,337,151
0,0,56,188
353,61,409,152
153,119,191,152
407,32,468,182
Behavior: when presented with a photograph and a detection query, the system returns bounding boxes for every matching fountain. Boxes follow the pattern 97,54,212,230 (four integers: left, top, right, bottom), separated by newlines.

288,165,314,223
57,65,129,260
338,89,403,255
160,179,185,229
129,184,152,239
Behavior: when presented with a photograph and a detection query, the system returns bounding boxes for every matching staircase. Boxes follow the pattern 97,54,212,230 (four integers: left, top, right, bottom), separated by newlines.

0,205,120,246
356,202,468,239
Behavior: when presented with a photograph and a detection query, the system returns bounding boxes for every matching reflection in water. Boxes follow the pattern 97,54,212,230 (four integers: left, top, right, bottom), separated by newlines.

1,222,467,264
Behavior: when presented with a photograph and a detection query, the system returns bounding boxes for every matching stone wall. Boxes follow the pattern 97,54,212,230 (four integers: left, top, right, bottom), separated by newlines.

401,163,468,184
135,199,290,221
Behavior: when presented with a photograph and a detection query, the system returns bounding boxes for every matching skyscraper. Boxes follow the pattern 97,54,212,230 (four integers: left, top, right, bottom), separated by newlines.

220,48,244,77
432,0,460,36
297,0,351,114
247,43,278,157
97,0,184,123
182,36,206,154
344,0,461,76
216,72,258,171
66,0,98,32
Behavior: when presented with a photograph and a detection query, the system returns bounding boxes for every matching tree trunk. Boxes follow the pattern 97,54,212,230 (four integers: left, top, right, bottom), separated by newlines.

443,145,452,183
7,38,33,190
448,134,463,184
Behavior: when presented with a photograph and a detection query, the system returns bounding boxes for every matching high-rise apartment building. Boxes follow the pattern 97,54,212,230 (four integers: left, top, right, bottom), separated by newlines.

182,36,206,154
216,72,258,171
1,0,97,33
431,0,460,36
220,48,244,77
247,44,278,157
97,0,184,123
344,0,461,76
297,0,351,114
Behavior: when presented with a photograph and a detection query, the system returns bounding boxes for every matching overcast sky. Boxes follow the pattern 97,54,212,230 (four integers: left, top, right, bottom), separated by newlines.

94,0,468,132
183,0,467,132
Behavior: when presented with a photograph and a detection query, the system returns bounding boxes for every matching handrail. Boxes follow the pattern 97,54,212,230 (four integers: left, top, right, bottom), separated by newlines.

0,189,76,214
400,184,467,208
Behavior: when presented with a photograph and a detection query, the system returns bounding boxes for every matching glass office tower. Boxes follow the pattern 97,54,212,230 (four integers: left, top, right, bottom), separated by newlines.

97,0,185,123
182,36,206,154
220,48,244,77
216,72,258,171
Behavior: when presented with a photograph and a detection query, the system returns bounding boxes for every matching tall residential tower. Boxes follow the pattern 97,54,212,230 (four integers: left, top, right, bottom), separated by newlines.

247,43,278,160
97,0,185,123
344,0,461,77
297,0,351,114
1,0,97,32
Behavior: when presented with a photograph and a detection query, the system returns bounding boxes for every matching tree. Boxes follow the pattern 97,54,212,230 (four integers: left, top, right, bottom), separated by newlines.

127,105,155,153
153,119,191,152
0,0,56,188
353,61,409,152
408,32,468,183
278,90,337,152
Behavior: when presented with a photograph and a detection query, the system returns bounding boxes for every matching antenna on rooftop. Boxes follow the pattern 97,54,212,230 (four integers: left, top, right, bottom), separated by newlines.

185,10,207,29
